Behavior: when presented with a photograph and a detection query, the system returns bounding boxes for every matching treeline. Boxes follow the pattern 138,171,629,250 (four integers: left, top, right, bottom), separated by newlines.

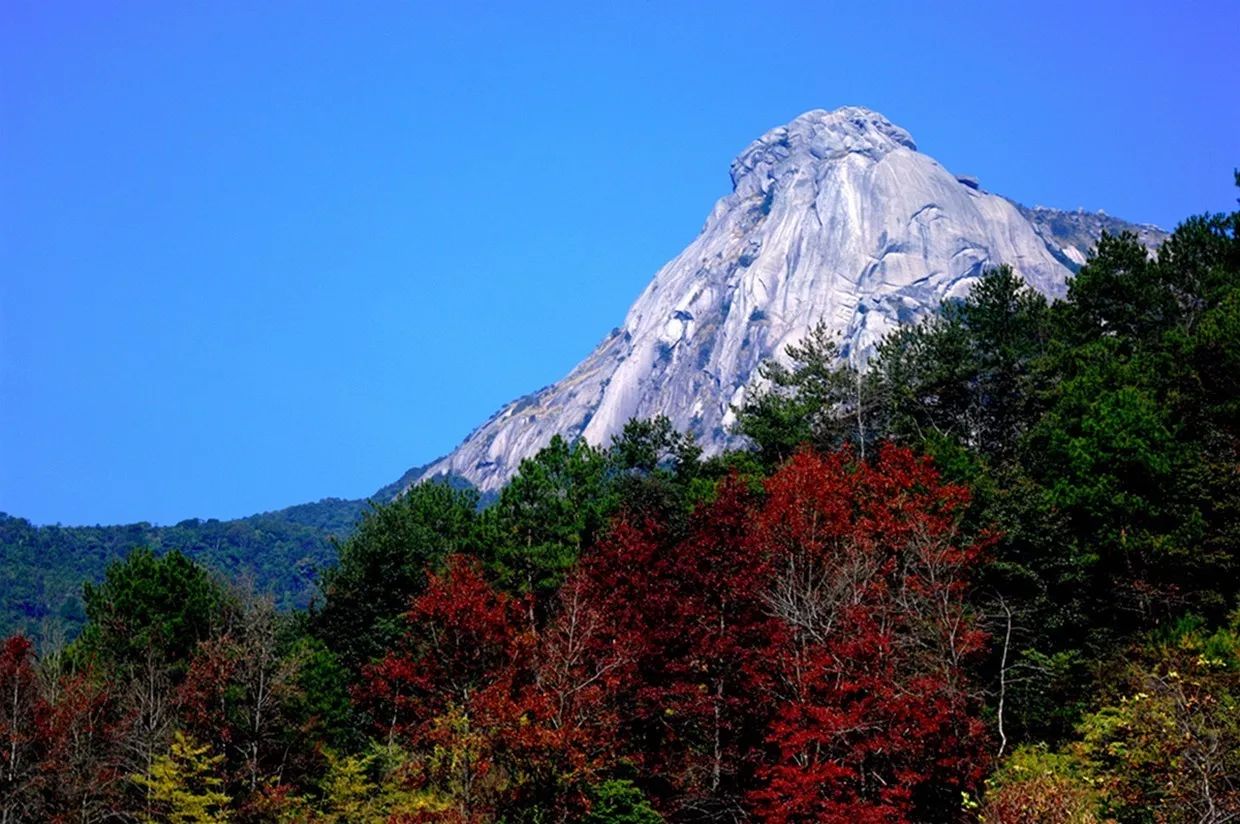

2,188,1238,822
0,495,370,640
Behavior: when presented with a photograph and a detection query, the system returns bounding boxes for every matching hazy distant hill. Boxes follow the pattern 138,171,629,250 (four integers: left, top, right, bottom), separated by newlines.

0,459,494,640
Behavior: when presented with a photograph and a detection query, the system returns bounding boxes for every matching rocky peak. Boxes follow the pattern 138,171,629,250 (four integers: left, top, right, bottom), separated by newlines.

730,107,918,198
410,107,1163,494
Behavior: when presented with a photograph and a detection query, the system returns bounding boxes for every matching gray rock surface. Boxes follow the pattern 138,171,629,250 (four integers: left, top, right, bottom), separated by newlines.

415,107,1164,492
1014,201,1166,269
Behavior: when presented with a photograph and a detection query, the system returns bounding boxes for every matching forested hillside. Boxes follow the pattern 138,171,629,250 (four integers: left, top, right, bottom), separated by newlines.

1,185,1237,822
0,496,369,640
0,462,472,641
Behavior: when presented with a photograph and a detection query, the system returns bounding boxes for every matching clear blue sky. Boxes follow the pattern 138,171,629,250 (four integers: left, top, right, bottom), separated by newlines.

2,1,1237,526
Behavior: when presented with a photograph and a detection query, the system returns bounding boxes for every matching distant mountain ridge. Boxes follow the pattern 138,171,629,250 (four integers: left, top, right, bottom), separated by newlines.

0,497,367,640
0,459,483,640
414,107,1166,493
1013,201,1166,270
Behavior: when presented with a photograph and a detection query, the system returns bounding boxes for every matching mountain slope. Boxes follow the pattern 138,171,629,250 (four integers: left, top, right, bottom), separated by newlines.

0,462,478,641
417,107,1165,492
0,498,369,640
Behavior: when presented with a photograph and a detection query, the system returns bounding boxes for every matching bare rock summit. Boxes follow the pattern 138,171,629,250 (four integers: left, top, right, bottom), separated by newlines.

415,107,1165,492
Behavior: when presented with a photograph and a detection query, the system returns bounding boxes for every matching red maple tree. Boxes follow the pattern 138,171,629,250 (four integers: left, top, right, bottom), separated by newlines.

576,476,784,817
748,446,990,823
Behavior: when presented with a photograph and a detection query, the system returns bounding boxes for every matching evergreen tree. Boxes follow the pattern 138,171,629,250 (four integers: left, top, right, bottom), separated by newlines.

77,548,231,674
483,435,612,606
735,321,860,466
315,482,480,669
584,779,662,824
872,265,1050,464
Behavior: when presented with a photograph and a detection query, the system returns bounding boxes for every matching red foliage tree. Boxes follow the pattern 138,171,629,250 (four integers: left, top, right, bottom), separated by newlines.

177,594,304,813
747,446,990,823
514,568,635,815
578,476,784,818
358,446,991,823
360,556,530,743
178,634,238,745
358,556,541,821
42,670,129,823
0,635,51,822
0,636,130,823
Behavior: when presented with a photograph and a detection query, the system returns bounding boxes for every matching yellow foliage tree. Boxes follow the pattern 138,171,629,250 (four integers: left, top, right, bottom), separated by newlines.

293,745,457,823
132,730,232,823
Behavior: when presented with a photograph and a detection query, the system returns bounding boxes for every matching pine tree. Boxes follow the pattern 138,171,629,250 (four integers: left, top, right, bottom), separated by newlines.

735,321,861,466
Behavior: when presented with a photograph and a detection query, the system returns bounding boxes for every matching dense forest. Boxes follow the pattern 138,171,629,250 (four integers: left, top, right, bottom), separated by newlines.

2,184,1238,822
0,466,439,640
0,497,365,640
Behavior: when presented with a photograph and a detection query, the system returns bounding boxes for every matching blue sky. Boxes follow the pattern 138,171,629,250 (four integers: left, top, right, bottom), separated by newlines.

2,0,1237,525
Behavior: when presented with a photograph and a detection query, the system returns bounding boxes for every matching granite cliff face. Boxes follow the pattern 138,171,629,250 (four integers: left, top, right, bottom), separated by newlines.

416,107,1165,492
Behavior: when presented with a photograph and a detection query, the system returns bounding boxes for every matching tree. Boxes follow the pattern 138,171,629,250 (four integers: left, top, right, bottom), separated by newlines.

316,482,481,670
178,593,304,804
747,447,990,823
0,635,50,824
1071,621,1240,823
735,321,861,466
42,668,129,823
856,207,1240,749
578,476,780,817
985,619,1240,823
313,748,382,823
131,730,231,824
980,745,1103,824
1060,231,1169,348
510,569,634,818
77,548,231,675
283,636,357,753
584,779,662,824
69,550,232,807
357,557,533,821
871,265,1050,463
1017,206,1240,651
481,419,705,620
1025,347,1201,632
483,435,612,609
605,416,702,530
606,417,701,480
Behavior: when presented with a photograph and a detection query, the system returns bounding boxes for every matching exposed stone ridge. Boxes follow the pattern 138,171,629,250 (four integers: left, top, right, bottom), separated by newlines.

730,106,918,196
410,108,1162,493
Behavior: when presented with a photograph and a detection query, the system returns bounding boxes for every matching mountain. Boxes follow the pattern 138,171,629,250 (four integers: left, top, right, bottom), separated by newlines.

0,460,485,641
0,495,375,641
416,106,1166,493
1,107,1167,642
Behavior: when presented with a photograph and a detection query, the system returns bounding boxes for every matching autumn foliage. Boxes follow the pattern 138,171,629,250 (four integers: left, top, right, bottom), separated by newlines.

7,192,1240,821
2,445,990,822
748,447,989,822
352,445,989,821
